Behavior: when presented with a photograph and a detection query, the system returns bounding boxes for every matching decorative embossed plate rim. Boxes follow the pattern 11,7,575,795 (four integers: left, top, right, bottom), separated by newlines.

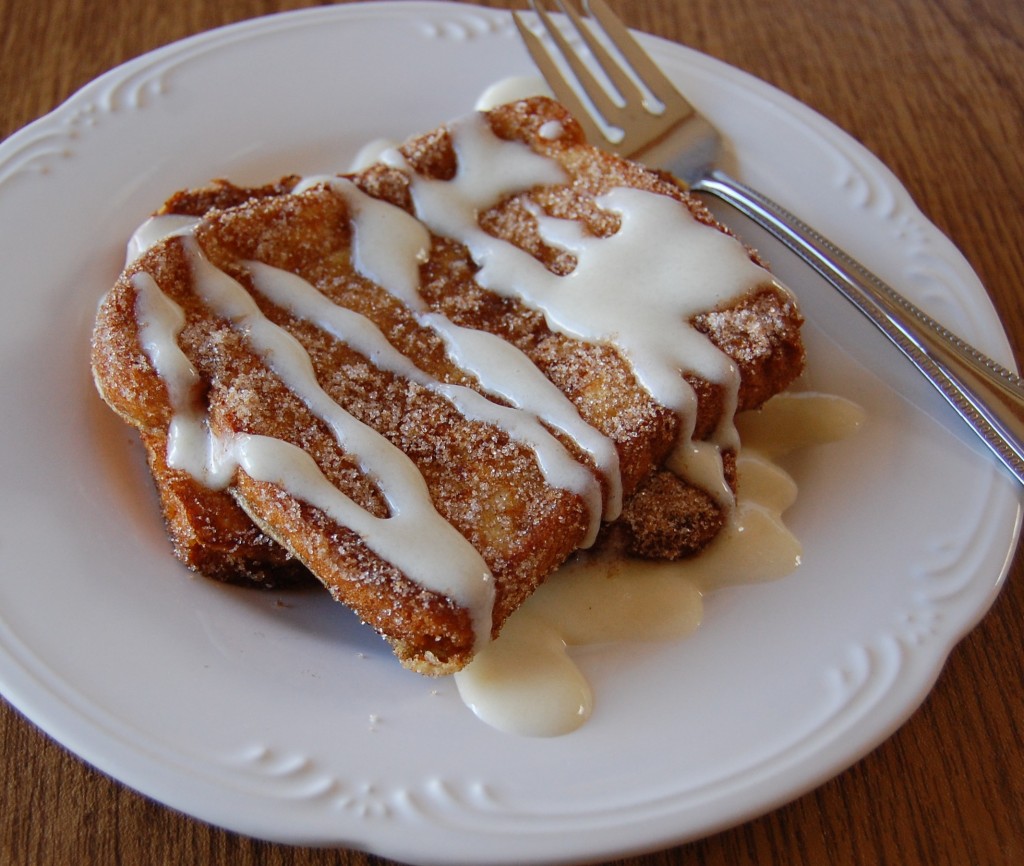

0,3,1019,864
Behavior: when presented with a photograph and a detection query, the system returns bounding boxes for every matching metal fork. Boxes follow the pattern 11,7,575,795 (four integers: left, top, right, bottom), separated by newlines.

514,0,1024,486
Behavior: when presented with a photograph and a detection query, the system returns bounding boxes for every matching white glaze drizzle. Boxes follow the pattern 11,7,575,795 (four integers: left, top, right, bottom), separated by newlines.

293,175,432,312
129,208,603,649
130,106,794,658
244,259,604,546
127,214,200,265
538,120,565,141
295,174,623,522
133,271,231,486
134,238,495,646
383,112,783,462
422,310,623,519
474,75,551,111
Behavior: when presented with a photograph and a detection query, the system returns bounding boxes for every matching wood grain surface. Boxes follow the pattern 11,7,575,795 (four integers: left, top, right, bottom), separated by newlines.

1,0,1022,863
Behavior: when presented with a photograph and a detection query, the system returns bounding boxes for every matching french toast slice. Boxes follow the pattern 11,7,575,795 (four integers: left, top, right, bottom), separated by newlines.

140,430,312,587
91,97,804,674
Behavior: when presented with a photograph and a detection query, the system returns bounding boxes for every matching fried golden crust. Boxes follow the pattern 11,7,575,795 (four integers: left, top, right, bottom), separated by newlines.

141,431,312,587
93,189,592,674
91,96,805,673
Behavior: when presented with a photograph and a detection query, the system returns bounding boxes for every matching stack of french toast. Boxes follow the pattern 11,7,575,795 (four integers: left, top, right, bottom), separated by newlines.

91,97,804,675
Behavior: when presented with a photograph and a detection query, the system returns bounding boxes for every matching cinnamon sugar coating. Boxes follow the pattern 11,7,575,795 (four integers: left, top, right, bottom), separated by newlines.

90,97,804,673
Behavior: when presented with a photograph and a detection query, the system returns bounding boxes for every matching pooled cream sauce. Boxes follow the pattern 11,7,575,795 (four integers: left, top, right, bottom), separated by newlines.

454,392,865,737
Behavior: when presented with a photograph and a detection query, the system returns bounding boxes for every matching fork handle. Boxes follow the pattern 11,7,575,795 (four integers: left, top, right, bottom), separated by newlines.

692,169,1024,486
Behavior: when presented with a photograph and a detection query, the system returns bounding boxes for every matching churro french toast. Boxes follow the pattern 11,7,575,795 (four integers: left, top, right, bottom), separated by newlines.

91,97,804,674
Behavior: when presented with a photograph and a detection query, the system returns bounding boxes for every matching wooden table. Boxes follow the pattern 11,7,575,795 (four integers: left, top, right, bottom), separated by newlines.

2,0,1021,863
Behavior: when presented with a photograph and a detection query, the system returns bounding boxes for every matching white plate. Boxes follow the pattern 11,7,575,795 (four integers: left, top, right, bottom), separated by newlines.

0,3,1019,864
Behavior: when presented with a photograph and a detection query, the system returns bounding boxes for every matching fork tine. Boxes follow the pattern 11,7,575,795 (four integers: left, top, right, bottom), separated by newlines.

514,0,695,154
550,0,647,110
512,10,607,144
583,0,692,112
521,1,624,133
